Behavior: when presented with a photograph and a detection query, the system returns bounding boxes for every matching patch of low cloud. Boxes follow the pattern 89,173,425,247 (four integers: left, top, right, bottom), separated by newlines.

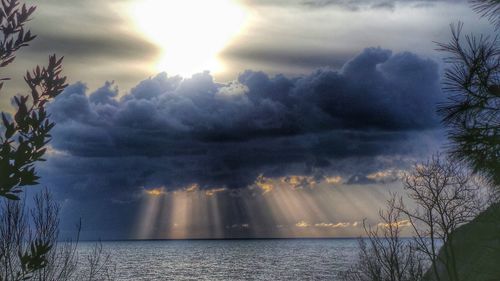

205,188,227,196
346,168,405,185
295,220,362,228
378,219,412,228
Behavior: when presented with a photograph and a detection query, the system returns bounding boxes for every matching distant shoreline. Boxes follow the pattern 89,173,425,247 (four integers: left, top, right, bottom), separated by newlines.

77,237,416,242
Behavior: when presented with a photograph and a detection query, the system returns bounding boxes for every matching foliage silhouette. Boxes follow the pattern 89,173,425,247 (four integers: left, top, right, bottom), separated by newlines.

437,8,500,187
0,190,115,281
0,0,67,200
0,1,75,280
471,0,500,28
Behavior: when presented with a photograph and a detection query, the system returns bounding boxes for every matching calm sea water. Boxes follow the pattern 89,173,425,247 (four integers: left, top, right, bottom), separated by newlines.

77,239,360,280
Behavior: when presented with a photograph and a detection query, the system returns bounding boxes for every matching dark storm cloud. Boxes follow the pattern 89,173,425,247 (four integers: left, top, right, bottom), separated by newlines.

41,48,442,201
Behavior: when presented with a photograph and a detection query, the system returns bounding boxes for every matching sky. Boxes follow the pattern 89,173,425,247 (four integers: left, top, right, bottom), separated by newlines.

1,0,495,239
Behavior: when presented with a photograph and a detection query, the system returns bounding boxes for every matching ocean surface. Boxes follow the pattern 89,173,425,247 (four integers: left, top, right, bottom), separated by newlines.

77,239,360,280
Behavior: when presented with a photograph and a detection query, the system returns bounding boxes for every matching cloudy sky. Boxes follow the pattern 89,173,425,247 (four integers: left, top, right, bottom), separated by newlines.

2,0,495,239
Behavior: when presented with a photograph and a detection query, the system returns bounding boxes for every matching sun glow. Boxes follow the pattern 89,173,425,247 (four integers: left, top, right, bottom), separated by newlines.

129,0,248,77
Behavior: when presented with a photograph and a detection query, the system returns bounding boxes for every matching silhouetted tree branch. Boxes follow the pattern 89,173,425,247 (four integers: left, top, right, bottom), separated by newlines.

0,1,67,200
399,154,483,281
0,190,116,281
437,23,500,187
471,0,500,29
340,195,425,281
0,0,36,80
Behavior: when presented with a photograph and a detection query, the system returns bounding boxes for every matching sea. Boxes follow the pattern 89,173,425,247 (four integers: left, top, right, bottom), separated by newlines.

77,239,360,280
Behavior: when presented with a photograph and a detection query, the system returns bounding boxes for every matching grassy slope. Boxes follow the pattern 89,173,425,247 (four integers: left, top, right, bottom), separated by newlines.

425,202,500,281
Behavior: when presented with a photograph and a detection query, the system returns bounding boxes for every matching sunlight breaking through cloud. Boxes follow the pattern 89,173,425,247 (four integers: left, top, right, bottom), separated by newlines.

127,0,249,77
131,172,407,239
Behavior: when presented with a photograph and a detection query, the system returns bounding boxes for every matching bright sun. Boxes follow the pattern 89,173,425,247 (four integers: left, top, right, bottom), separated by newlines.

129,0,248,77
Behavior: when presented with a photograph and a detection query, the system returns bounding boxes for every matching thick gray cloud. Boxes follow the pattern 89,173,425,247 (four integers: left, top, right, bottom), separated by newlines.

42,48,441,196
0,0,486,240
243,0,465,9
222,47,351,70
36,47,446,239
32,33,159,61
0,0,157,103
0,0,485,110
302,0,465,9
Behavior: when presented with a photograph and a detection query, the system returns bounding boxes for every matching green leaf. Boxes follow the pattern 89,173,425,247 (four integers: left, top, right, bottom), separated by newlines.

4,193,19,200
